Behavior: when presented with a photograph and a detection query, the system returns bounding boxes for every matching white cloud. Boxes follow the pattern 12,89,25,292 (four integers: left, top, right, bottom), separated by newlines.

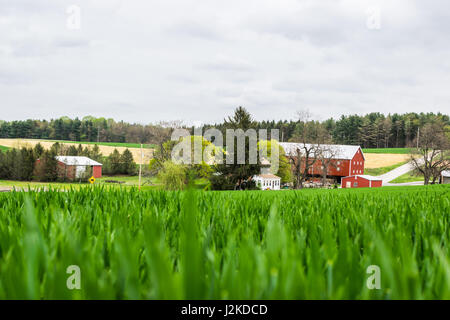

0,0,449,124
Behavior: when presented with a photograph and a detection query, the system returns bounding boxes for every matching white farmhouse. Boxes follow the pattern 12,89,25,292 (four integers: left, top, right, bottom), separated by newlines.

253,158,281,190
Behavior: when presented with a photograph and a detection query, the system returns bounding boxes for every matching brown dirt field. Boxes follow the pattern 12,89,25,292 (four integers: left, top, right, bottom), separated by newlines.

364,153,410,168
0,139,153,165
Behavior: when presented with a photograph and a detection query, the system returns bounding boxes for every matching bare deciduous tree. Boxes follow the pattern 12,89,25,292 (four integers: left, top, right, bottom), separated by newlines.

318,145,339,185
289,143,320,189
288,110,321,189
410,122,450,185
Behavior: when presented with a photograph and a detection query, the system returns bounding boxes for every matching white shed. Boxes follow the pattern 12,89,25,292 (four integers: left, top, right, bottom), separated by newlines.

254,174,281,190
441,170,450,184
253,158,281,190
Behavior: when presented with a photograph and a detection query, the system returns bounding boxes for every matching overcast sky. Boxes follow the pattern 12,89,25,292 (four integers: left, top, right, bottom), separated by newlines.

1,0,449,124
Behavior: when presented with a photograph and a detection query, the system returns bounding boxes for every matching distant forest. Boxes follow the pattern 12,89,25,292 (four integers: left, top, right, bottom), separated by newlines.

0,112,449,148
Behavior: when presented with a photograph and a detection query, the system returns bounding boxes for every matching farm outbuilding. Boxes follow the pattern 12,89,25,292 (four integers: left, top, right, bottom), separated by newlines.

253,174,281,190
253,158,281,190
341,175,382,188
440,170,450,184
55,156,102,180
280,143,365,182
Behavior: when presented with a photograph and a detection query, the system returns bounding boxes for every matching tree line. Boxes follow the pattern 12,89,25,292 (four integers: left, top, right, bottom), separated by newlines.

0,116,176,145
1,112,448,148
204,112,449,148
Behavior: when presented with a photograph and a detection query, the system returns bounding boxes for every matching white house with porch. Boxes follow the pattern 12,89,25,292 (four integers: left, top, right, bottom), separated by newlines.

253,158,281,190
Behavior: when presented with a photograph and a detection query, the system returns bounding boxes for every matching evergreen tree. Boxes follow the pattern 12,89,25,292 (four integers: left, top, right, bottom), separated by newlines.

120,149,136,175
224,106,256,130
34,150,58,182
50,142,61,155
90,144,102,162
109,149,122,175
34,143,44,159
77,144,84,156
19,147,35,181
67,145,78,156
0,151,7,178
210,107,260,190
82,146,91,157
44,150,59,182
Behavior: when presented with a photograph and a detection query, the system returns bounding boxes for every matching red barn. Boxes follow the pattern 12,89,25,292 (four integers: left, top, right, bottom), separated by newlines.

280,143,365,182
55,156,102,180
342,175,382,188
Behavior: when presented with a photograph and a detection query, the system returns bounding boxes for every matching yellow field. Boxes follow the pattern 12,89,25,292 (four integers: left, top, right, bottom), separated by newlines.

0,139,153,165
364,153,410,168
1,138,411,168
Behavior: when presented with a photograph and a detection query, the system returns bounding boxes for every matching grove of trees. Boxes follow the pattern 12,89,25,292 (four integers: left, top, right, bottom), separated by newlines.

0,116,177,145
1,112,448,148
0,143,137,182
203,112,449,148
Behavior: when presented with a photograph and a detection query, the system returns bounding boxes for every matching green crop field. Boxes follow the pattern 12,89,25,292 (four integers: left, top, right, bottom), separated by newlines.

362,148,411,154
0,145,9,152
0,186,449,299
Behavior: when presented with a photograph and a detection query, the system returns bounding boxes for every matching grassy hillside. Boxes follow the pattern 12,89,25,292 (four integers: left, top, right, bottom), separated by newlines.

364,161,409,176
0,185,448,299
0,145,9,152
362,148,411,154
390,171,424,184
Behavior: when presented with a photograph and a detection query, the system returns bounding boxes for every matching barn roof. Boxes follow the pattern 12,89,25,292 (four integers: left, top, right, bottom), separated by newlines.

280,142,363,160
56,156,102,166
441,170,450,177
345,175,381,181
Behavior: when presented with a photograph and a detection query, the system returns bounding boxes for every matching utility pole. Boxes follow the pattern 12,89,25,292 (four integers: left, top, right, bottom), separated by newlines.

138,143,143,191
417,127,420,149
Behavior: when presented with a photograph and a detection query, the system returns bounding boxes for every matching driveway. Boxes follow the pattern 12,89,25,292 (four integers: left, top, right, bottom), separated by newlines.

377,162,415,184
375,155,429,187
384,181,424,187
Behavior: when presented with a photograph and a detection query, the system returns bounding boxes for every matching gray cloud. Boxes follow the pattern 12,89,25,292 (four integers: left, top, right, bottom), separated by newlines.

0,0,449,123
166,20,224,41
